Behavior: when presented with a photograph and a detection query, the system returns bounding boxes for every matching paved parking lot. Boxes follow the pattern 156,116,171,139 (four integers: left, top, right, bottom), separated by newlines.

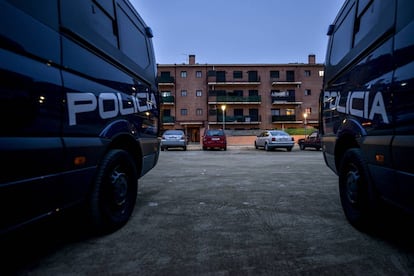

4,146,414,275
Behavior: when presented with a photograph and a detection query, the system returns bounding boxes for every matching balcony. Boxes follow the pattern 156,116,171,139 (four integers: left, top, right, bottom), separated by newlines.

271,96,302,105
208,76,261,86
162,116,175,124
271,115,296,122
158,76,175,86
271,80,302,87
161,96,175,105
211,115,261,124
271,90,302,105
209,95,261,104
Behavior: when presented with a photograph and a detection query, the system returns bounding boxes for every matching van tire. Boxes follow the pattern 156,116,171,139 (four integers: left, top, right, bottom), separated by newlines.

89,149,138,234
338,148,375,230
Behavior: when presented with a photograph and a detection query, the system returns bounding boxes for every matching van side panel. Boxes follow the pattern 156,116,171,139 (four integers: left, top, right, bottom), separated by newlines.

0,1,65,233
392,1,414,210
322,0,414,214
0,0,160,234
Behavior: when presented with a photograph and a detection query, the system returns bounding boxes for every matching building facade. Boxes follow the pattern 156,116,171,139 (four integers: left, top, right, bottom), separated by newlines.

158,55,323,142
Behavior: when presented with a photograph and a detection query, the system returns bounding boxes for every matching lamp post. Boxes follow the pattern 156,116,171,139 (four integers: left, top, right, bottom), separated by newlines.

221,105,226,131
303,112,308,138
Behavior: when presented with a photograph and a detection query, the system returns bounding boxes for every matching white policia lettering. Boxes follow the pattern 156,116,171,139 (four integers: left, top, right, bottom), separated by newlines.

324,91,389,124
67,92,158,126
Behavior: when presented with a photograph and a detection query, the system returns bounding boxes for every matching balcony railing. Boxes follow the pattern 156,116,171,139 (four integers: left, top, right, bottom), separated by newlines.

208,76,261,85
158,76,175,84
217,115,260,123
162,116,175,123
272,115,296,122
271,95,296,103
215,95,261,103
161,96,175,104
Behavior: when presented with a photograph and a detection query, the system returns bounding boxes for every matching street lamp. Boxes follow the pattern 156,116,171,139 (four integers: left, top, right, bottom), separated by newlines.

221,105,226,131
303,113,308,138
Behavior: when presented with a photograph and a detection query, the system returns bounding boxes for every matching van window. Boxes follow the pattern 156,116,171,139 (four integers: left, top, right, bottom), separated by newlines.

6,0,58,29
330,3,355,65
117,4,150,68
354,0,394,45
60,0,118,49
90,1,118,47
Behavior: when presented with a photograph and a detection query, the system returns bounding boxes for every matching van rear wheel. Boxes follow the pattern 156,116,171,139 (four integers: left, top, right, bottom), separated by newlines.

89,149,138,234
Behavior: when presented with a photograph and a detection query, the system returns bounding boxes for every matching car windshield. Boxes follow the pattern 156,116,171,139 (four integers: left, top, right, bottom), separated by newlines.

269,131,289,136
165,130,183,135
206,130,224,136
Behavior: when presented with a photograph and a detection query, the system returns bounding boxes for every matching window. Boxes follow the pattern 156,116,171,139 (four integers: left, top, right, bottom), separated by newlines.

162,109,171,116
319,70,324,77
249,90,258,96
180,109,188,116
305,89,312,96
196,71,202,78
233,71,243,79
234,109,243,117
180,71,187,78
271,109,280,116
249,109,259,121
304,70,311,77
354,0,391,45
216,71,226,82
270,71,280,78
286,71,295,82
196,108,203,116
286,109,295,116
117,5,149,67
196,90,202,97
161,91,171,97
230,90,243,97
181,90,187,97
248,71,258,82
330,3,356,65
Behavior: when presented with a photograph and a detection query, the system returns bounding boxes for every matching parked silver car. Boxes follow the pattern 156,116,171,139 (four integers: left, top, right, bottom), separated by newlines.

254,130,294,151
160,130,187,151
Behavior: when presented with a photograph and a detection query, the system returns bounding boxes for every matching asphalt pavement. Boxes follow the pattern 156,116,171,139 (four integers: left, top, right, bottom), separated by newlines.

3,146,414,275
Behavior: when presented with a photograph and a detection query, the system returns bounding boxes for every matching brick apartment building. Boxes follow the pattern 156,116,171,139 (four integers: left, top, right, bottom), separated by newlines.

158,54,324,142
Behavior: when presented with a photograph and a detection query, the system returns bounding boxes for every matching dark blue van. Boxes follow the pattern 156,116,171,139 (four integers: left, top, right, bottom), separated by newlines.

0,0,160,234
321,0,414,229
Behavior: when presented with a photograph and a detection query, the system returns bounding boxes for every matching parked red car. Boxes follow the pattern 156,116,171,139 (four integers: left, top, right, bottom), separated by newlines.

298,131,321,151
202,129,227,150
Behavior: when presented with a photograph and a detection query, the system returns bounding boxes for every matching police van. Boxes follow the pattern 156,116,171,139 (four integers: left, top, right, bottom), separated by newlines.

0,0,160,234
321,0,414,229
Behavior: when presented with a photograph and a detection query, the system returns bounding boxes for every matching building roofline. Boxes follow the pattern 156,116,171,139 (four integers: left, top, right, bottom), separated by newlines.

157,63,324,67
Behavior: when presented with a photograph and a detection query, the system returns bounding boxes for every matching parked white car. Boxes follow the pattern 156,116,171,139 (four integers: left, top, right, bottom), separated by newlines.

254,130,294,152
160,130,187,151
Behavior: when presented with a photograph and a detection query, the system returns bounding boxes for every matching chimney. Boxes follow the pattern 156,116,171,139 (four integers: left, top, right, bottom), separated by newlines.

189,54,196,65
308,54,316,64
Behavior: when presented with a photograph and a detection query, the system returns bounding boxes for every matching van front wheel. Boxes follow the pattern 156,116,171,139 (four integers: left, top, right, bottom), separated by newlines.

89,149,138,234
338,148,375,230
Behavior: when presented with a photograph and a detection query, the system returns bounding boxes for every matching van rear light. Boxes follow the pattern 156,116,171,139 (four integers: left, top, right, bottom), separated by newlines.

272,137,276,141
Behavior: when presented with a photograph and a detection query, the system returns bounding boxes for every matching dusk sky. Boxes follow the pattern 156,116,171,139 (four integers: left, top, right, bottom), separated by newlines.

130,0,345,65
